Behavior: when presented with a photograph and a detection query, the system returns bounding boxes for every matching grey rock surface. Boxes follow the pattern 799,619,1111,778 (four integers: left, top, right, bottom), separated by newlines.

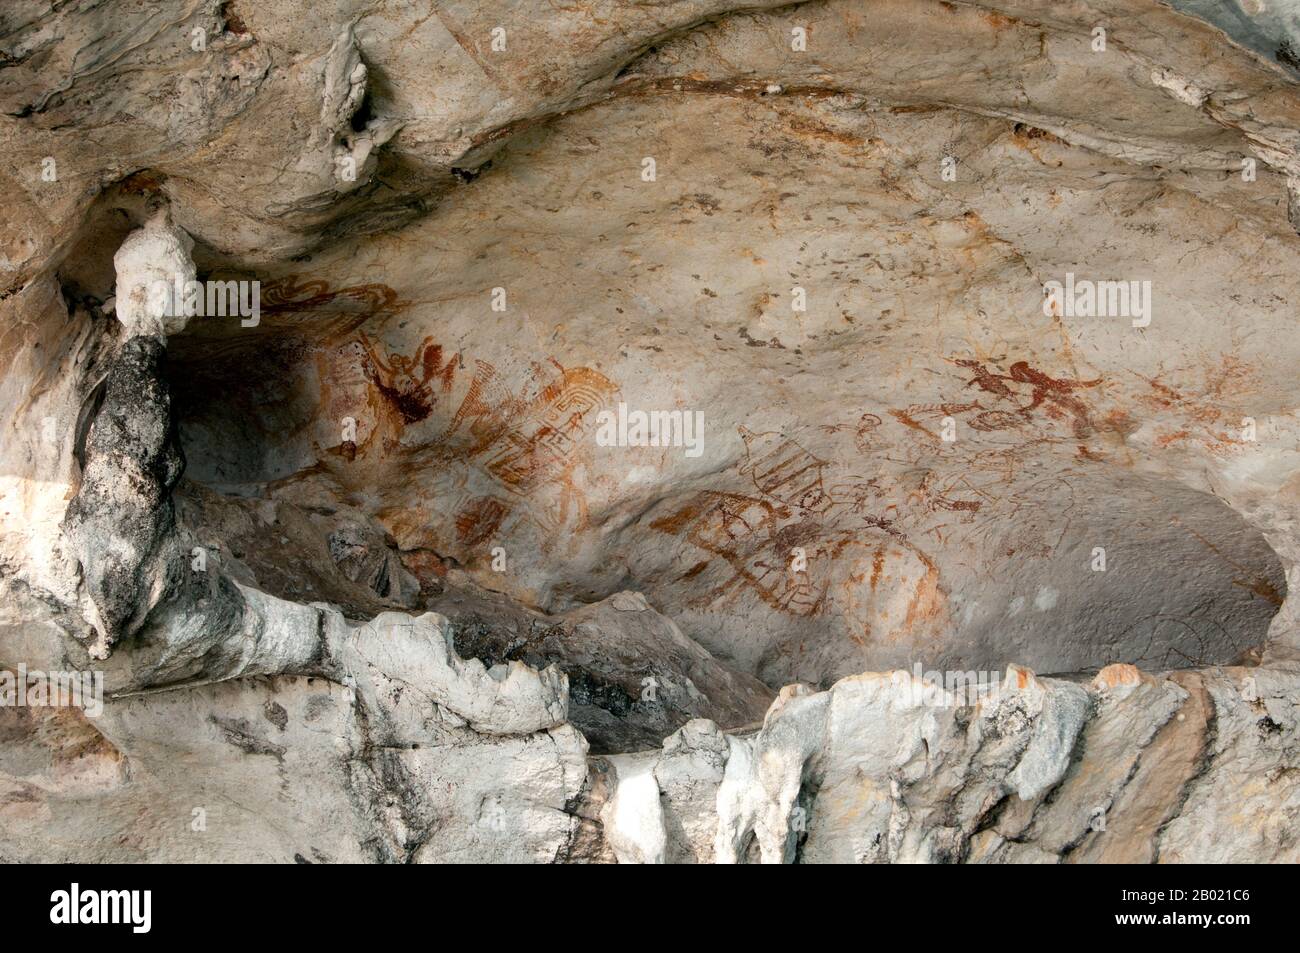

60,335,186,660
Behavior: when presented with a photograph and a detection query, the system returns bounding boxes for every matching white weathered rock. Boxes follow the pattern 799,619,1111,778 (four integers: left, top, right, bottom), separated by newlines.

342,611,568,737
111,210,197,339
600,752,667,864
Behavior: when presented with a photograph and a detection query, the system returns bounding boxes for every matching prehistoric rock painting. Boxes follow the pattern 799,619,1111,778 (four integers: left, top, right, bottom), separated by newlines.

168,274,406,383
909,358,1106,439
319,337,620,546
478,365,619,499
429,359,619,535
455,496,511,548
261,274,401,317
853,413,883,453
357,330,458,424
738,427,834,513
260,274,404,343
652,423,946,646
645,356,1116,647
420,356,623,546
1135,354,1261,454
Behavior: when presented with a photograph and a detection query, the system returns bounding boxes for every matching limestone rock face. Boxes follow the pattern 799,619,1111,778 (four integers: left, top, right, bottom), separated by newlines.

445,587,772,752
2,0,1299,863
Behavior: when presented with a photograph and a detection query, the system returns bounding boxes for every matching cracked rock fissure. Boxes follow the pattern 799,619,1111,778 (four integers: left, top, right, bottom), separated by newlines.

1,0,1298,863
